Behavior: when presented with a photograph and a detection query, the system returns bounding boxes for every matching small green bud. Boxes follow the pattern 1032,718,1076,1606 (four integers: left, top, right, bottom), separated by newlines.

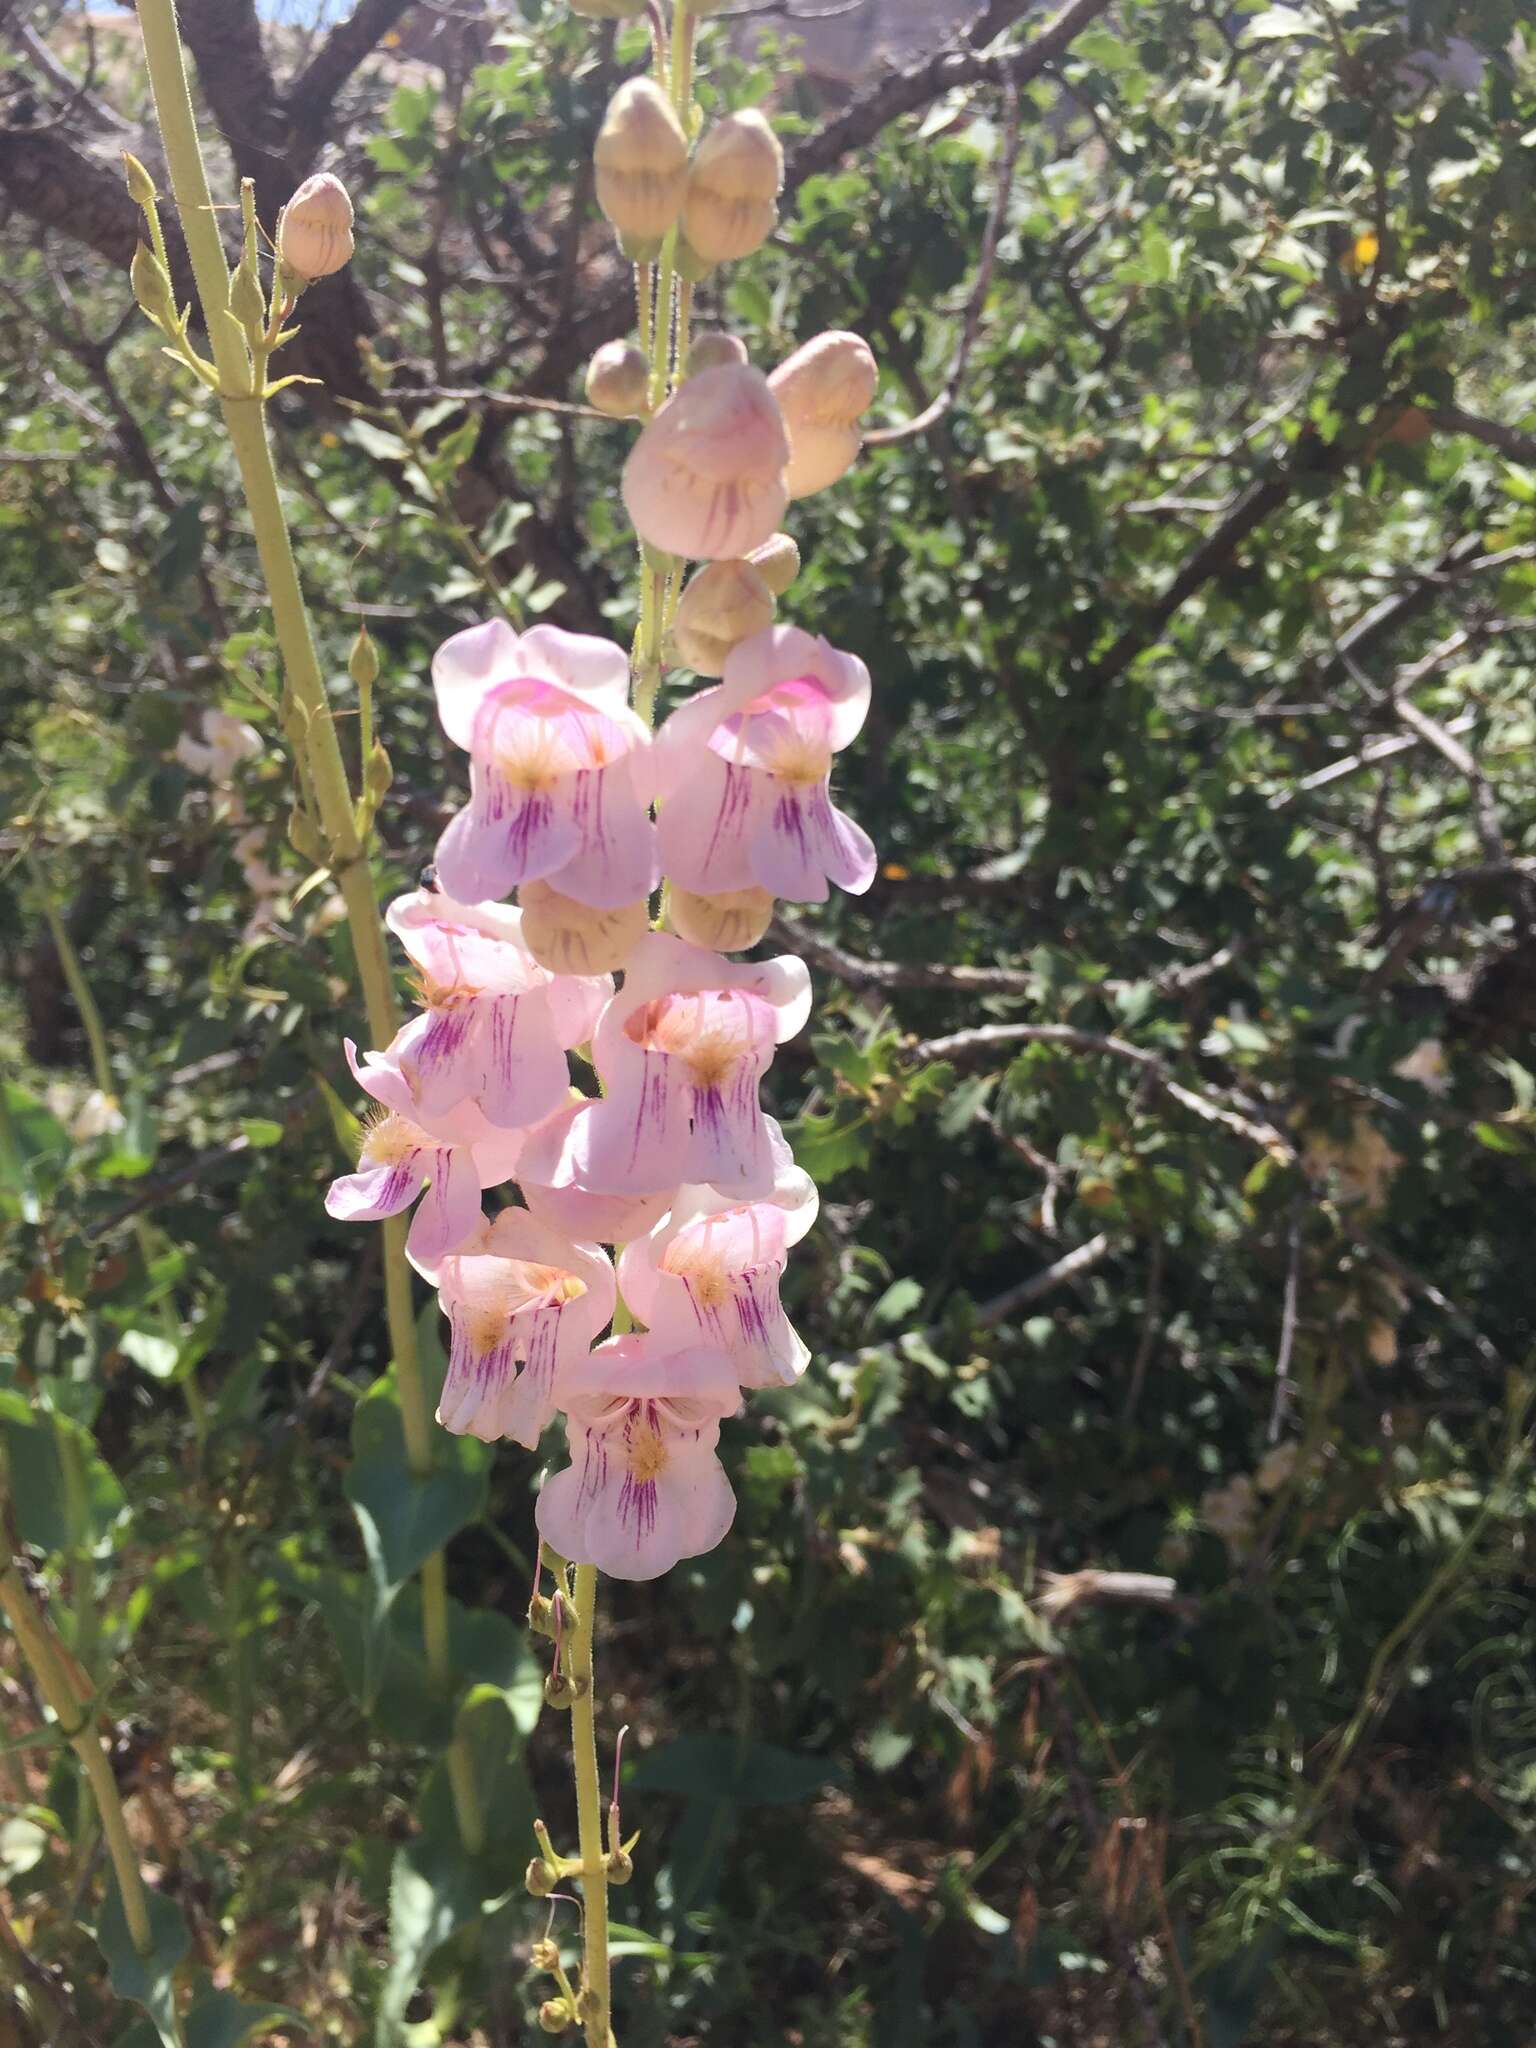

229,256,268,342
605,1846,634,1884
537,1999,575,2035
348,626,379,690
130,243,176,329
122,152,158,209
525,1857,557,1898
287,807,327,865
364,741,392,804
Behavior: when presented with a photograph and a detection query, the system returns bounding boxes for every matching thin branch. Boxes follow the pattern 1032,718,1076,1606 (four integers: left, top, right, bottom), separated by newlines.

1267,1203,1303,1444
865,72,1022,448
1121,1234,1164,1424
911,1022,1295,1160
772,915,1034,995
783,0,1113,197
382,384,609,421
1428,406,1536,468
967,1230,1115,1326
285,0,417,149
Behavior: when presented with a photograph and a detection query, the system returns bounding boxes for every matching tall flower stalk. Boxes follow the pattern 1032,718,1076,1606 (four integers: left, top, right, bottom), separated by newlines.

130,1,879,2036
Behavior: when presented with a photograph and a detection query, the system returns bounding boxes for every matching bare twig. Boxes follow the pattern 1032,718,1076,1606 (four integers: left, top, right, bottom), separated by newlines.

1268,1203,1303,1444
772,915,1034,995
912,1022,1295,1160
865,73,1023,448
1427,406,1536,468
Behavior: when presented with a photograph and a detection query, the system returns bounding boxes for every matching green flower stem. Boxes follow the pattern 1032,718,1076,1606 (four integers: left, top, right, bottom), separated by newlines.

29,851,204,1445
0,1534,153,1958
133,0,483,1858
570,1563,613,2048
29,859,113,1101
671,1,695,118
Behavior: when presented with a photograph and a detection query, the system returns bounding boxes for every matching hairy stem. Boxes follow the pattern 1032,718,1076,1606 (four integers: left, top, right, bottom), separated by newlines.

0,1536,152,1957
133,0,482,1858
570,1563,613,2047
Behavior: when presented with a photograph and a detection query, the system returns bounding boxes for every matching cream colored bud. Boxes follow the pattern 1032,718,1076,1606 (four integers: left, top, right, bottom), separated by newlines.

622,363,789,560
685,331,749,377
768,331,878,498
669,885,775,953
277,172,354,283
520,881,648,977
594,79,689,253
681,110,783,266
746,531,800,596
585,340,650,418
672,559,776,676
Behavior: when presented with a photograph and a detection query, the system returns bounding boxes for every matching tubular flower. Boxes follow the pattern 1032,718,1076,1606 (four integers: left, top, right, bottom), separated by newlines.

535,1335,739,1581
324,1039,525,1264
433,1211,615,1446
617,1158,817,1388
621,364,789,562
432,619,658,911
384,888,609,1127
566,932,811,1198
768,331,878,499
652,623,876,903
517,1098,676,1245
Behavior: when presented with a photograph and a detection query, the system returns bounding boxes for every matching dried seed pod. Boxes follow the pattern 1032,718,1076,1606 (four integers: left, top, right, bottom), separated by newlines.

277,172,354,283
681,109,783,267
594,78,689,256
672,558,776,676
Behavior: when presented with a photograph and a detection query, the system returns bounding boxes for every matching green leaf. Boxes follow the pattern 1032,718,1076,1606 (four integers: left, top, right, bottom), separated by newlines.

95,1881,189,2048
375,1695,532,2045
185,1989,305,2048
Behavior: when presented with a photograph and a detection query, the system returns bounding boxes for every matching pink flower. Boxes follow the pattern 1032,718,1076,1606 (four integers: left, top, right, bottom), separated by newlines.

535,1334,739,1580
568,932,811,1199
434,1210,615,1446
324,1039,524,1264
621,364,789,561
652,624,876,903
432,619,658,910
384,888,608,1127
617,1153,817,1387
517,1097,676,1245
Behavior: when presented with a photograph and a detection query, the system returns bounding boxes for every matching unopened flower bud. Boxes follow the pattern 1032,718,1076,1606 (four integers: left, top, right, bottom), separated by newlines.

130,242,176,329
605,1845,635,1883
682,109,783,267
623,363,788,560
685,331,749,377
122,152,158,210
585,340,650,418
594,79,689,256
544,1667,585,1709
538,1998,575,2034
531,1937,562,1971
528,1589,556,1636
768,330,878,498
747,531,800,595
277,172,354,284
525,1858,557,1898
520,882,648,976
669,884,775,953
672,559,775,676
